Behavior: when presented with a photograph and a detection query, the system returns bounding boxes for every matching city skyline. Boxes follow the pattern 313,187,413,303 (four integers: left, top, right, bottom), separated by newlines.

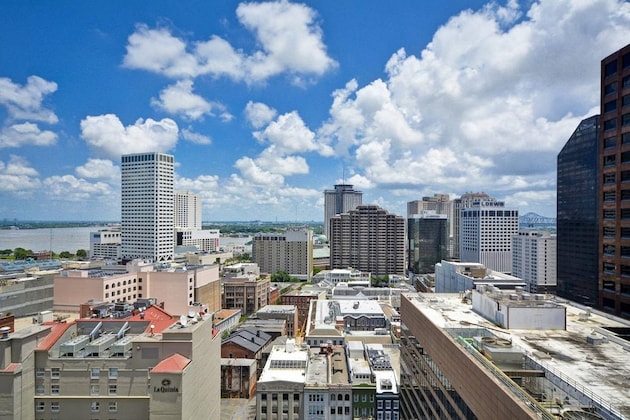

1,1,629,222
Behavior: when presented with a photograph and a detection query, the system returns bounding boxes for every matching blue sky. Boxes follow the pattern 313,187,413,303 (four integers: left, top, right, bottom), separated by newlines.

0,0,629,222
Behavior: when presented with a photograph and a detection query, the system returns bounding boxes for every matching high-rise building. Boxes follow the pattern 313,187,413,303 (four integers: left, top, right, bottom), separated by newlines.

121,152,174,263
451,192,492,261
406,194,451,217
323,184,362,240
460,200,518,273
175,191,202,230
599,43,630,318
329,205,405,276
408,194,453,258
407,212,448,274
252,228,313,280
557,115,600,306
511,230,557,294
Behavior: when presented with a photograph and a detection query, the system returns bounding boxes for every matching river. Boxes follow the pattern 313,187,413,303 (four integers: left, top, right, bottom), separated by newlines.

0,227,252,254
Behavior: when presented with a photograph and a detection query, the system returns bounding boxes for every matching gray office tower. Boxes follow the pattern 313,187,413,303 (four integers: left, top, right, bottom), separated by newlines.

556,115,600,306
323,184,362,240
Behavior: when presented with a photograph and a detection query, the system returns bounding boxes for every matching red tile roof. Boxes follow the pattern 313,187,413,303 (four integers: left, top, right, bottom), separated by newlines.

36,321,74,351
0,362,21,373
151,353,191,373
129,305,177,333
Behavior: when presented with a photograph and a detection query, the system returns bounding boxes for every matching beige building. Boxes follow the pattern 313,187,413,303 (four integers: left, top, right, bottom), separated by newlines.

252,228,313,280
53,263,221,316
329,205,406,276
0,305,221,420
255,305,299,338
222,275,270,315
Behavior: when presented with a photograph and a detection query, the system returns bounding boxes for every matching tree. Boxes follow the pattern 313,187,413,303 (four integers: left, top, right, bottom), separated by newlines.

13,247,29,260
59,251,73,259
76,249,87,259
271,270,291,283
0,249,12,256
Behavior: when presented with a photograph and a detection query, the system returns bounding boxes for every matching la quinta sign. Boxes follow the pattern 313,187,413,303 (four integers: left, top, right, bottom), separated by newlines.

154,378,179,393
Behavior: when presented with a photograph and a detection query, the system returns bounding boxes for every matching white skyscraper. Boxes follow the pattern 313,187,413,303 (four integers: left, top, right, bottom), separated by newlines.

175,191,202,230
460,200,518,273
512,230,557,294
121,152,174,262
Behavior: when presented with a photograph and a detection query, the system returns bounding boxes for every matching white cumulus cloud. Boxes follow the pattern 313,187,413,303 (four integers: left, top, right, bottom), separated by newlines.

0,75,58,123
80,114,179,159
0,122,57,148
75,159,120,182
122,1,336,84
316,0,630,215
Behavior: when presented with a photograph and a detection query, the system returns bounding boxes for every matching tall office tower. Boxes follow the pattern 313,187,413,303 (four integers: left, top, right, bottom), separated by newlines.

252,228,314,280
406,194,451,217
329,205,406,276
511,230,557,294
557,115,600,306
121,152,174,263
451,192,493,260
599,44,630,318
323,184,362,240
460,200,518,273
408,212,448,274
174,191,202,230
408,194,452,257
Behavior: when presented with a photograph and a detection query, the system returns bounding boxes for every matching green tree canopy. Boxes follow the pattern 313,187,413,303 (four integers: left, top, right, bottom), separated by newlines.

76,249,87,259
59,251,73,259
13,247,30,260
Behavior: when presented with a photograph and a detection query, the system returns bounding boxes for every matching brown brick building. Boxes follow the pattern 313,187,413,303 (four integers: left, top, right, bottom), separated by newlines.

599,43,630,319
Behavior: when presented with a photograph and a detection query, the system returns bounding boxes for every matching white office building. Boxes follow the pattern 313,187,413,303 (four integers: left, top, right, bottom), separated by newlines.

460,200,518,273
121,152,174,263
511,230,557,293
175,191,202,230
89,227,121,260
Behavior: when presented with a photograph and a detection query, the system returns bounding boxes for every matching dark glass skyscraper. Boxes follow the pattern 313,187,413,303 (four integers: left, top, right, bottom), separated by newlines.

408,213,448,274
556,115,600,306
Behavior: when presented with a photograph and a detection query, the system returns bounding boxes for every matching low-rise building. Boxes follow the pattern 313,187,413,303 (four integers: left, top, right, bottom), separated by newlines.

53,261,221,316
213,308,242,335
255,305,299,338
256,340,307,420
434,260,526,293
281,290,327,334
222,275,270,315
89,227,121,260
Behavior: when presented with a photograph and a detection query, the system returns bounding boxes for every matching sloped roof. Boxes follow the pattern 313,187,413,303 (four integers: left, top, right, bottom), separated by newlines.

36,322,74,351
222,327,271,353
151,353,191,373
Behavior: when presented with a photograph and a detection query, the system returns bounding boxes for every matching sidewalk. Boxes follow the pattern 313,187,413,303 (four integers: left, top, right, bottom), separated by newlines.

220,397,256,420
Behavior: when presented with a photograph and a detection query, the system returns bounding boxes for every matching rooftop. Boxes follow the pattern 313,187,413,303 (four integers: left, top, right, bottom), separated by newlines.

405,292,630,418
259,340,309,385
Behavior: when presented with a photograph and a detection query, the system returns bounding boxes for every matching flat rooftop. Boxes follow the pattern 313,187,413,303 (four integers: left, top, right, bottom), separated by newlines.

404,293,630,417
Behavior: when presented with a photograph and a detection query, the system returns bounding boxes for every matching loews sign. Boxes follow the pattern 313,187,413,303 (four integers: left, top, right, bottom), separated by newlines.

154,378,179,393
